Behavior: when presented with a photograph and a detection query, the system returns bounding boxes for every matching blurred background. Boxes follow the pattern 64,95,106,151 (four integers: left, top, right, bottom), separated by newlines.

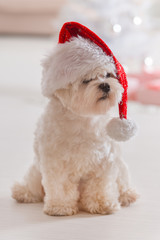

0,1,160,239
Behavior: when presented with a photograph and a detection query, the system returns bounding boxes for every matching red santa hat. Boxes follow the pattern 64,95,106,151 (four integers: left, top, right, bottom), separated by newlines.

59,22,128,119
42,22,137,141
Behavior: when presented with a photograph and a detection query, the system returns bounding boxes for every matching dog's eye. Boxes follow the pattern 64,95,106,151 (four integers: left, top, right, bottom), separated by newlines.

106,73,111,78
82,79,92,84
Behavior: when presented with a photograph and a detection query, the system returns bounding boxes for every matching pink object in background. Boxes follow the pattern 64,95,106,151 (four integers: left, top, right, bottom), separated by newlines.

147,79,160,90
128,69,160,105
127,77,140,100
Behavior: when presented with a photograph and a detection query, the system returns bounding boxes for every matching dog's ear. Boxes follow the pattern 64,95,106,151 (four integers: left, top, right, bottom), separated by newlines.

41,54,52,97
41,40,84,98
41,46,68,98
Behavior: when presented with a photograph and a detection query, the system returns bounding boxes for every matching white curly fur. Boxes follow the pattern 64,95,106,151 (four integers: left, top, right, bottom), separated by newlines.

12,37,139,216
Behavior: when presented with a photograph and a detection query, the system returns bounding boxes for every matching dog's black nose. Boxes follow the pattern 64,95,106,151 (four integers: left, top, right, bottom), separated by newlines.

98,83,110,93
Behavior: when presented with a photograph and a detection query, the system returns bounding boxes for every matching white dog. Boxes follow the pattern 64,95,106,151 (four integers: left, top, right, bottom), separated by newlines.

12,22,138,216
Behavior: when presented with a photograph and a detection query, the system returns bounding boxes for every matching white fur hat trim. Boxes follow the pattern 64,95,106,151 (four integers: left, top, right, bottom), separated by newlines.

107,117,138,141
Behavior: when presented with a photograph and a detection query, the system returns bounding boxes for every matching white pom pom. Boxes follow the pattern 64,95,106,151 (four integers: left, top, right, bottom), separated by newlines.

107,118,138,141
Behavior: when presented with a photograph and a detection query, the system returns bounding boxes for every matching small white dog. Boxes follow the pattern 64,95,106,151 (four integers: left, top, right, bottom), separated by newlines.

12,22,138,216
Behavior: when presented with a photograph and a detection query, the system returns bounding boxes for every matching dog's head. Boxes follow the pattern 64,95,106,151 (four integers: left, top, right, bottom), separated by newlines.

54,69,123,116
42,37,123,116
41,23,137,141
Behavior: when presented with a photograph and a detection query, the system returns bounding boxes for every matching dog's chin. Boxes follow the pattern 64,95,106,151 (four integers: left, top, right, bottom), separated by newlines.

94,94,114,115
97,93,109,102
69,94,115,117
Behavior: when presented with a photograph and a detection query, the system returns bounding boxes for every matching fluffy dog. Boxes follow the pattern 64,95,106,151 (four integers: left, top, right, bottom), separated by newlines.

12,22,138,216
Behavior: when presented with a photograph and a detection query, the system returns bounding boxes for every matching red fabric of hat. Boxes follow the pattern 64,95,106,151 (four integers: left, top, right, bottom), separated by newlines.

59,21,128,120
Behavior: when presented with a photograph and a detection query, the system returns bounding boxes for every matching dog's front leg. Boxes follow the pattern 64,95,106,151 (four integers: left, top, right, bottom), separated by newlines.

42,164,79,216
80,163,120,214
116,157,139,206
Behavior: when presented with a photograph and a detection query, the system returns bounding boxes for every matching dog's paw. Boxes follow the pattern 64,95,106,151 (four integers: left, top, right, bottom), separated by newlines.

119,188,139,207
11,182,42,203
81,199,120,215
44,202,78,216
